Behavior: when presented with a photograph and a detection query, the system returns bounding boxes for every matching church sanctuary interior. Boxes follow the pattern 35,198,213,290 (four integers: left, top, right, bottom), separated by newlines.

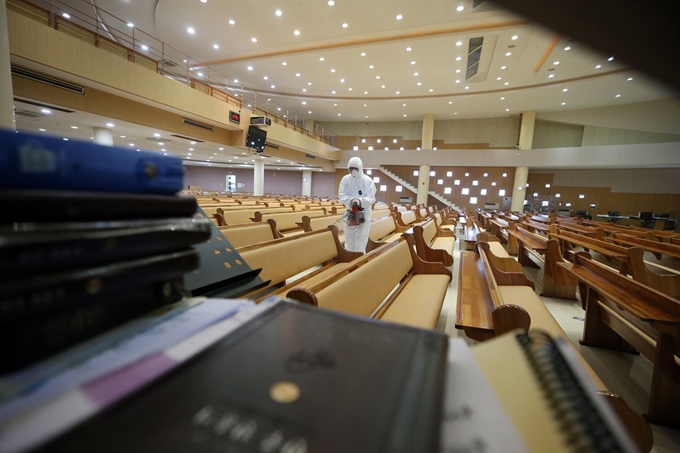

2,0,680,452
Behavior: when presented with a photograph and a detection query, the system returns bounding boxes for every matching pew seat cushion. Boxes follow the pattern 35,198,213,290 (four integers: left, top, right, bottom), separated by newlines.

380,274,449,329
432,237,456,254
487,241,510,258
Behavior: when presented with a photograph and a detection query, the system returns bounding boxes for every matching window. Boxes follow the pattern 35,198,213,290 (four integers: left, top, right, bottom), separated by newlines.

480,189,487,195
491,182,497,186
430,170,435,177
472,180,479,186
499,189,506,196
462,188,470,195
380,185,387,192
541,201,549,207
470,197,478,204
373,177,380,183
437,179,443,185
396,185,403,192
502,173,507,177
444,187,452,194
579,194,585,199
454,179,461,185
413,170,419,176
446,171,453,177
555,193,560,198
366,170,372,175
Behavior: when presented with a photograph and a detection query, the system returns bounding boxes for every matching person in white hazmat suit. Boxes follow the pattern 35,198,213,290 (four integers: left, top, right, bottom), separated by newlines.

338,156,377,253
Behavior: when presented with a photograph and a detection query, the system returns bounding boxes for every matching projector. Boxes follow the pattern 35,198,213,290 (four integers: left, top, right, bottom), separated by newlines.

250,116,272,127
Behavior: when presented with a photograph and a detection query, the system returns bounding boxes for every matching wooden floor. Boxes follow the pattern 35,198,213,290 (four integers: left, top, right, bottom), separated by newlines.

439,224,680,453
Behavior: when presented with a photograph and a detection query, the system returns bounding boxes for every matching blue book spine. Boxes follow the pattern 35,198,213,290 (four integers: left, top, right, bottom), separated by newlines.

0,129,185,194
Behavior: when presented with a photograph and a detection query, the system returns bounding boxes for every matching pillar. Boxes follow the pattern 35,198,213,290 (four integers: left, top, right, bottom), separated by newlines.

93,127,114,146
510,166,529,212
253,159,264,196
302,170,312,197
0,0,16,130
417,113,435,205
517,110,536,151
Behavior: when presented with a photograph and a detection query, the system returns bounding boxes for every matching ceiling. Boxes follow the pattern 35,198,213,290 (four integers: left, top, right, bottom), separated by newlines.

13,0,680,156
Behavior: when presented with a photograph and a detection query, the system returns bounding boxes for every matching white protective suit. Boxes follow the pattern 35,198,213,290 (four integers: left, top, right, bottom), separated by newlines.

338,156,377,253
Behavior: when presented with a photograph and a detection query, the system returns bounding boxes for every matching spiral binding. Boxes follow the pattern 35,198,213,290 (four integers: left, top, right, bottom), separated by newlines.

515,330,627,453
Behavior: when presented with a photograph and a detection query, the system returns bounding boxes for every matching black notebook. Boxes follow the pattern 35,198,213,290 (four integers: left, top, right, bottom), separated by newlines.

43,301,449,453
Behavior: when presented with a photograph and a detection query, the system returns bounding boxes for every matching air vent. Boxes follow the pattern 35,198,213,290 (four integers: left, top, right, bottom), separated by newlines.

465,37,484,80
14,98,75,113
182,118,214,132
266,142,279,150
11,66,85,94
161,59,179,67
146,137,170,142
171,134,204,143
14,109,46,119
304,154,316,159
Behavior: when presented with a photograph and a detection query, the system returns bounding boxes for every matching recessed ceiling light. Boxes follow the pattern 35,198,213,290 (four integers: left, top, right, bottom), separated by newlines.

381,85,386,88
410,61,416,65
234,79,239,83
307,82,312,85
505,108,510,112
561,102,566,105
247,66,253,71
464,86,469,90
328,0,335,5
496,77,502,80
500,96,505,100
364,104,367,107
403,114,407,117
187,27,195,34
106,123,114,127
71,126,78,129
505,52,512,56
275,10,282,16
406,47,412,51
40,108,51,114
396,14,403,20
263,76,268,80
553,61,560,65
302,101,306,105
511,35,518,40
429,88,434,92
154,133,160,137
213,44,219,49
303,88,307,92
455,79,460,83
595,64,602,69
501,66,507,69
360,52,366,56
417,82,422,86
608,56,614,61
627,77,633,81
294,30,300,35
319,57,325,61
448,101,452,104
456,41,463,46
251,37,257,43
396,91,400,94
342,23,349,28
331,90,336,94
197,72,203,77
129,143,134,146
308,111,312,114
62,13,70,19
562,88,568,92
455,56,462,61
271,85,275,88
504,82,509,85
413,72,418,76
127,22,134,27
369,65,374,69
456,5,464,11
348,87,353,91
455,69,461,73
564,46,571,51
296,73,301,77
340,78,345,82
548,74,555,78
338,113,342,116
402,103,406,107
615,94,621,97
39,128,46,131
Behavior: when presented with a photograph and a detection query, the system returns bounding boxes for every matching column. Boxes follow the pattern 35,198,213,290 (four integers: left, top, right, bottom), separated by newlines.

517,110,536,151
510,166,529,212
253,159,264,196
301,170,312,197
417,114,435,205
0,0,16,130
93,127,114,146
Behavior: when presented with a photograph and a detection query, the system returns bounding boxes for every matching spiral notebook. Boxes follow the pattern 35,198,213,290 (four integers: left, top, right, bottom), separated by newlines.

472,330,637,453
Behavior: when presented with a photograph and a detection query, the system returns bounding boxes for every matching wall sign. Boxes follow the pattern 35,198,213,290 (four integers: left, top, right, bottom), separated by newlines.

229,110,241,124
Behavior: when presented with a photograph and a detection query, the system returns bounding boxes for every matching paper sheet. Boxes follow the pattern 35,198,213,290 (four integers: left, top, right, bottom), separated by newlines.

440,338,528,453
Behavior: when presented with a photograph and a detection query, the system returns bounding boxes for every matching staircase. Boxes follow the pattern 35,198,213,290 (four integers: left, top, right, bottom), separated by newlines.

379,166,461,211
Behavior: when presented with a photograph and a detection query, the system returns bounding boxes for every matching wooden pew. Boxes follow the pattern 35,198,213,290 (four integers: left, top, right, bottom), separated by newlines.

393,210,419,231
607,232,680,260
251,209,328,235
463,220,484,251
286,235,451,330
549,227,631,273
520,219,551,235
411,217,456,266
219,219,282,249
238,226,362,300
556,221,605,240
507,224,547,267
457,243,654,450
488,216,510,243
431,211,457,232
559,252,680,427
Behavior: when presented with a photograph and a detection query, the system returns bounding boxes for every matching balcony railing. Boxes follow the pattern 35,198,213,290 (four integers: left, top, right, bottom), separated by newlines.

9,0,338,147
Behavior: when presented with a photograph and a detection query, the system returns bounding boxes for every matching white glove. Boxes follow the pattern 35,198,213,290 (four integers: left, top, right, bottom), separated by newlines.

351,198,361,207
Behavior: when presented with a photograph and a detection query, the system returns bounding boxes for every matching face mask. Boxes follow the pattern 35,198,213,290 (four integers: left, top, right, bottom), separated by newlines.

351,169,359,178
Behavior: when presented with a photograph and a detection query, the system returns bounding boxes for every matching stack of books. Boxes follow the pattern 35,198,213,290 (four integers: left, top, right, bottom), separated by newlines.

0,130,212,372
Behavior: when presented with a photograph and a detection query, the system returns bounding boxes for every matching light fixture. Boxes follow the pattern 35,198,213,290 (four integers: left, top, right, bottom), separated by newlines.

187,27,195,34
564,46,571,51
553,61,560,65
406,47,412,51
456,41,463,46
251,37,258,43
499,190,506,196
328,0,335,4
294,30,300,35
40,108,51,114
511,35,518,40
456,5,464,11
319,57,325,61
454,180,460,185
396,14,403,20
247,66,253,71
106,123,114,127
62,13,70,19
462,188,469,195
342,23,349,28
213,44,219,49
275,9,282,16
